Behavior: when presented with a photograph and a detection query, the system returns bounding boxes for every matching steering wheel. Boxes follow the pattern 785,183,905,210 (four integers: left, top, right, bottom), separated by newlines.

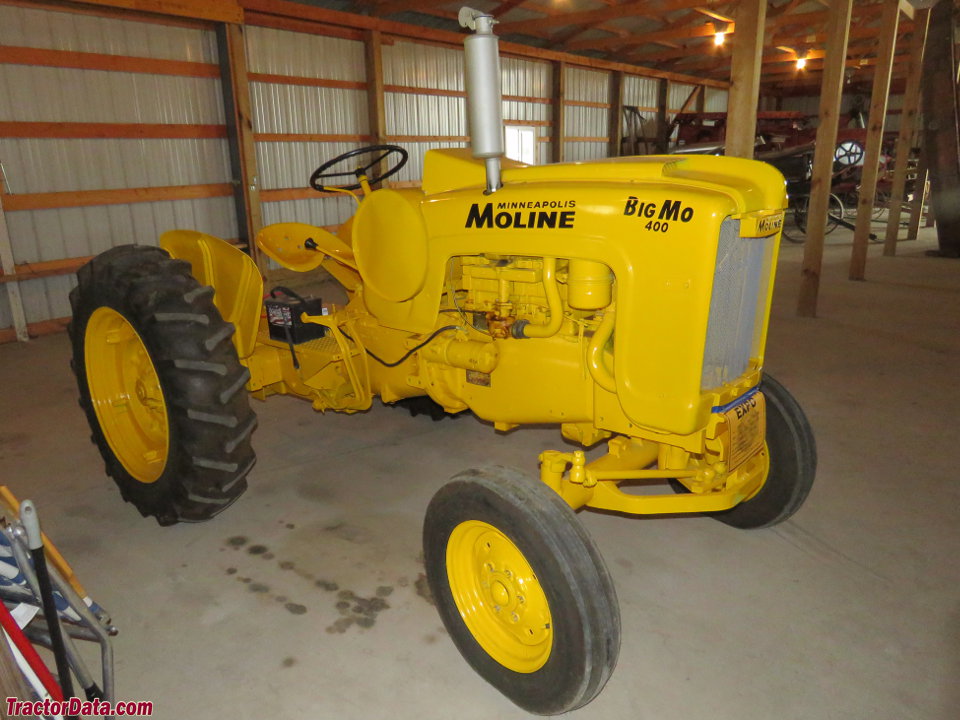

834,140,864,167
309,144,408,192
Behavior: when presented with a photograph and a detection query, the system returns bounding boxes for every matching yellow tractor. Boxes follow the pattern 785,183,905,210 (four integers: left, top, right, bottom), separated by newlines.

67,8,815,715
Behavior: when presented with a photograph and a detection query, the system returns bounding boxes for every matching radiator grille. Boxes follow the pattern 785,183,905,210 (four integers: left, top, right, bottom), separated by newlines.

701,218,774,390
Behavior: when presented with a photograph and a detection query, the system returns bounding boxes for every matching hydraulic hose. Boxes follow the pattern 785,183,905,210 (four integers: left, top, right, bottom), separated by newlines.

587,306,617,393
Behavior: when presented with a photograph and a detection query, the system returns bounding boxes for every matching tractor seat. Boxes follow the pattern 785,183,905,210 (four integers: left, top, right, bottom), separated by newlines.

255,222,356,272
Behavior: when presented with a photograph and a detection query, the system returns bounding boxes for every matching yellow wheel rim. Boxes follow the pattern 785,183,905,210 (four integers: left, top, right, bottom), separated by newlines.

446,520,553,673
85,307,169,483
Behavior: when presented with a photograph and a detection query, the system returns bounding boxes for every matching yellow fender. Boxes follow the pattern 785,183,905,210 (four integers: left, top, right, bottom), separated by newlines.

159,231,263,360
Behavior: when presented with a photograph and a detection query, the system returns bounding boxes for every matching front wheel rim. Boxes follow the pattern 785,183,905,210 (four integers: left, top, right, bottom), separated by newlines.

85,307,169,483
446,520,553,673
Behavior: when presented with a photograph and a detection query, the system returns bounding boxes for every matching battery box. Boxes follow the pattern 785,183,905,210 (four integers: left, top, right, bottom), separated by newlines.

265,293,327,344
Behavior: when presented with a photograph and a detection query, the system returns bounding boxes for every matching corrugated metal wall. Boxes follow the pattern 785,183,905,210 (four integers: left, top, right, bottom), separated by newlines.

383,40,467,182
0,3,721,333
245,25,368,228
704,87,729,113
0,3,233,326
564,66,609,162
501,56,551,166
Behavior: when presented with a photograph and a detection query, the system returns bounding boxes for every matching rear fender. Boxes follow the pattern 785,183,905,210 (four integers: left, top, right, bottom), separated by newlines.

159,231,262,360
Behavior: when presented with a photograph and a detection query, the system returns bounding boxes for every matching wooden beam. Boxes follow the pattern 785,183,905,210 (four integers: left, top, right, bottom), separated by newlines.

239,0,730,88
849,0,900,280
0,182,27,342
254,133,376,143
677,85,703,114
906,144,928,240
568,21,729,53
0,121,226,139
797,0,853,317
365,30,388,181
497,0,724,35
551,61,565,163
218,23,264,271
0,45,219,77
66,0,242,23
920,0,960,257
0,256,93,285
883,9,929,255
725,0,765,158
247,73,366,90
609,71,625,158
0,316,70,345
656,78,669,152
0,183,233,212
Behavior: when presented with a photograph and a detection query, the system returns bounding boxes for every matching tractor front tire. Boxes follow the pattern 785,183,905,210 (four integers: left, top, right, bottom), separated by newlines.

423,466,620,715
69,245,257,525
713,374,817,529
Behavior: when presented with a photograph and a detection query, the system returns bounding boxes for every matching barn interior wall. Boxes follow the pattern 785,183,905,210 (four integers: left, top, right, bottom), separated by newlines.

0,1,723,334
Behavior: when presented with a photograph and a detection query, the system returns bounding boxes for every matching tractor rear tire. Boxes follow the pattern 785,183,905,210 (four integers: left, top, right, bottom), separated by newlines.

69,245,257,525
423,466,620,715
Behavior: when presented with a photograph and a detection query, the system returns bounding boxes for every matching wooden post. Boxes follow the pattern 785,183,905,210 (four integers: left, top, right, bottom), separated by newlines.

364,30,388,178
797,0,854,317
921,0,960,257
0,186,29,343
883,9,929,255
695,85,706,113
906,145,928,238
725,0,766,158
551,61,565,163
655,78,669,152
217,23,265,272
849,0,900,279
609,70,624,158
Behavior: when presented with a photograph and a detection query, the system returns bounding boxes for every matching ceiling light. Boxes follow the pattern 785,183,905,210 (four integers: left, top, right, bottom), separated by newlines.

714,32,725,46
796,57,807,70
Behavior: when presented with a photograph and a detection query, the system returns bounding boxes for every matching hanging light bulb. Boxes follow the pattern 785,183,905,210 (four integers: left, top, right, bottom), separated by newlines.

714,31,725,46
796,56,807,70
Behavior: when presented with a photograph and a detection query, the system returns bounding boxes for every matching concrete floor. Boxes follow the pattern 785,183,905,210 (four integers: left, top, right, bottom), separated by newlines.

0,227,957,719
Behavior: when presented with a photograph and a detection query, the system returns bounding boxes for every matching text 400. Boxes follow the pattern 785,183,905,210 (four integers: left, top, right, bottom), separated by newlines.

645,220,669,232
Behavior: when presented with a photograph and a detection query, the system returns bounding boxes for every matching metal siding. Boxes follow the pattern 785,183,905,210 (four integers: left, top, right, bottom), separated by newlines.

623,75,659,111
0,7,231,330
0,138,232,193
704,87,728,112
383,40,464,91
261,196,357,229
249,82,368,134
565,66,608,103
0,4,217,61
245,26,365,80
668,81,697,113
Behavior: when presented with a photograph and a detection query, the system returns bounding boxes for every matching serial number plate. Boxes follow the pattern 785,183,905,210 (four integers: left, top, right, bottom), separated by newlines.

724,392,766,469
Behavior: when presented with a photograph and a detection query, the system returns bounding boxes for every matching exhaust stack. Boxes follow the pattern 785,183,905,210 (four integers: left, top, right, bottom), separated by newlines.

459,7,504,194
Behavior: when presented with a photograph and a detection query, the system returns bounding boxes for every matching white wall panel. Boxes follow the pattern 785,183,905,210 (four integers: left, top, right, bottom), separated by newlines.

668,81,697,113
249,82,368,135
623,75,659,110
565,67,609,103
704,87,728,112
5,198,237,265
385,93,466,137
564,105,607,139
245,26,365,80
0,5,231,330
564,142,607,162
0,66,224,124
0,138,231,193
257,141,360,189
501,56,550,99
262,196,357,229
0,5,217,62
383,41,464,90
